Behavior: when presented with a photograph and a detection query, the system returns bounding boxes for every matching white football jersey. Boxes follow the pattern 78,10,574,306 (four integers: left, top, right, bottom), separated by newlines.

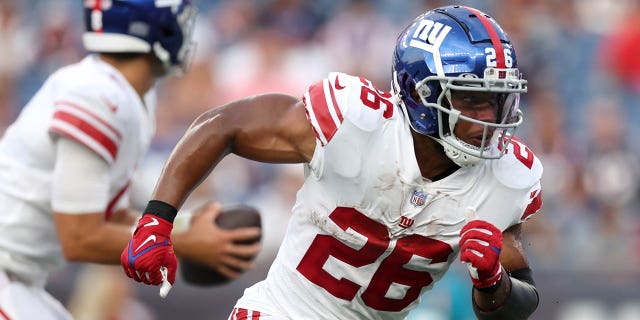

0,55,155,284
236,72,543,319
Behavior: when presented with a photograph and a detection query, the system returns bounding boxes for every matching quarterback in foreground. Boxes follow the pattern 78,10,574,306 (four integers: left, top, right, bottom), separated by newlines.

122,5,542,320
0,1,260,319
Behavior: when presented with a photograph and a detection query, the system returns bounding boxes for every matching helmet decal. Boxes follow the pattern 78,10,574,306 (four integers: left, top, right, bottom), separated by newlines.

408,19,451,77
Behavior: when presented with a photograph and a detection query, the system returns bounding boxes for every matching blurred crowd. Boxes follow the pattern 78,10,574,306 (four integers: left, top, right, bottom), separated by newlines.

1,0,640,319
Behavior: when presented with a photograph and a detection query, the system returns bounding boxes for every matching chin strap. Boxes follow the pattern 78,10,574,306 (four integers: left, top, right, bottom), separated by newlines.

430,135,482,168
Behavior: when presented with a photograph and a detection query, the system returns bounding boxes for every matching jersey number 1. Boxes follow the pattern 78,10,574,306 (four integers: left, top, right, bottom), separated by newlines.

296,207,453,312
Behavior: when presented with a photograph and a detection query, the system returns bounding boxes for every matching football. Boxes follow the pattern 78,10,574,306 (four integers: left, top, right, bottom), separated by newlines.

179,205,262,286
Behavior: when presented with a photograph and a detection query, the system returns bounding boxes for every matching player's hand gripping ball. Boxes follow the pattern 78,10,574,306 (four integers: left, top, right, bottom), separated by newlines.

180,205,262,286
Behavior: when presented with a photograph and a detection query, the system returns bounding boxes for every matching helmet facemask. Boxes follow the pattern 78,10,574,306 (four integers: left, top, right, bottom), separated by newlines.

414,68,526,167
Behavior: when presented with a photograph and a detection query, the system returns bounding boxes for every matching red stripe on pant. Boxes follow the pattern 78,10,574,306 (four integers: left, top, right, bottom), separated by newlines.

229,308,260,320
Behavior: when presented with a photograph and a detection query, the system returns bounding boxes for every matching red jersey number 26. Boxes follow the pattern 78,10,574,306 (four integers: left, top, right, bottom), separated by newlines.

296,207,453,312
359,78,394,119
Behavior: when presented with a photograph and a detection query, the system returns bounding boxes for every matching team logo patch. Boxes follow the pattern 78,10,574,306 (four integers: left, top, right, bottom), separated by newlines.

399,216,415,229
410,190,427,207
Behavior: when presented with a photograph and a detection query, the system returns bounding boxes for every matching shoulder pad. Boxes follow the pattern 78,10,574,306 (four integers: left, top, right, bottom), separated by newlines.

303,72,396,146
49,77,125,164
491,137,543,190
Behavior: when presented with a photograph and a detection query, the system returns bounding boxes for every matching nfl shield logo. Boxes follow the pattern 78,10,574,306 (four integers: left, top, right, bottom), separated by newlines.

410,190,427,207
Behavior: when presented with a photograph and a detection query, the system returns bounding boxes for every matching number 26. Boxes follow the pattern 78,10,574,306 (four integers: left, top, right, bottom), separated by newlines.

296,207,453,312
485,47,513,68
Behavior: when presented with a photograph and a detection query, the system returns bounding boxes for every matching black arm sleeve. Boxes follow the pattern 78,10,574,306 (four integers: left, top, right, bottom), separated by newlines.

473,268,539,320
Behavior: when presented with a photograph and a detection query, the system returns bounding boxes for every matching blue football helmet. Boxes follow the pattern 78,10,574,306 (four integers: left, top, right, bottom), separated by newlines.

82,0,197,75
392,5,527,167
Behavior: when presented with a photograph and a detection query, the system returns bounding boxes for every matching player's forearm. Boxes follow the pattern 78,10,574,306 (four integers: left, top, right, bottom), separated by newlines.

472,269,511,310
109,208,139,225
171,230,201,261
472,268,539,319
170,212,195,258
62,222,136,264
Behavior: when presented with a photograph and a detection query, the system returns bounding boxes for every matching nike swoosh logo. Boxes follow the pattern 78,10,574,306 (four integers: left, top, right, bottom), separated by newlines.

334,75,345,90
135,235,157,252
143,217,159,227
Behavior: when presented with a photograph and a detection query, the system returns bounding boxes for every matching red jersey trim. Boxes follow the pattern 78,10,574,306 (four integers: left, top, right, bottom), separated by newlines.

55,100,122,140
308,80,339,144
521,191,543,221
229,308,261,320
51,110,119,161
105,182,130,220
0,307,11,320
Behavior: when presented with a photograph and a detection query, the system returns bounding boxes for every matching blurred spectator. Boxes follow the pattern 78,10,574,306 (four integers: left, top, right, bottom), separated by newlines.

258,0,326,44
580,100,640,268
318,0,397,88
0,1,35,130
599,0,640,93
247,164,304,264
599,0,640,147
521,91,577,268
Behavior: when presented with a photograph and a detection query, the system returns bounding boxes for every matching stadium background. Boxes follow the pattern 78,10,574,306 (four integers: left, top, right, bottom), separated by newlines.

1,0,640,319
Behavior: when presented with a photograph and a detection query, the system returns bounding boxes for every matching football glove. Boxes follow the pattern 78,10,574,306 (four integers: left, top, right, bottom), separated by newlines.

121,214,176,286
459,219,503,289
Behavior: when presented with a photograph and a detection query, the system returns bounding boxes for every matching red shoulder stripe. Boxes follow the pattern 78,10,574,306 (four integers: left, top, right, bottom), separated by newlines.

308,79,342,144
51,110,118,160
328,79,344,123
302,97,324,144
55,100,122,140
521,191,543,221
235,308,248,319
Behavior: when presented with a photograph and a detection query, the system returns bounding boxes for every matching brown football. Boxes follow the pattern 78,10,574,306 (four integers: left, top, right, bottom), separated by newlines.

179,204,262,286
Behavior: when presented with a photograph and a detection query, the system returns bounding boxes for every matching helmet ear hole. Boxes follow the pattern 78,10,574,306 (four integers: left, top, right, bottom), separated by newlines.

160,26,174,37
423,87,431,98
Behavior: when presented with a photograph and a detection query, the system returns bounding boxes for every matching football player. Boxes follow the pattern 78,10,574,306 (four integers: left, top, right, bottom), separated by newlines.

122,5,542,320
0,1,260,319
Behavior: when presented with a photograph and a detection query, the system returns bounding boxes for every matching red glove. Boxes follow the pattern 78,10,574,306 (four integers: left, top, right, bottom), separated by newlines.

459,220,503,288
121,214,177,286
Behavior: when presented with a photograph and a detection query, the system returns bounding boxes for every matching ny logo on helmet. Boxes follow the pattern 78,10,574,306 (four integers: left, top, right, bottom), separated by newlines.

409,19,452,53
